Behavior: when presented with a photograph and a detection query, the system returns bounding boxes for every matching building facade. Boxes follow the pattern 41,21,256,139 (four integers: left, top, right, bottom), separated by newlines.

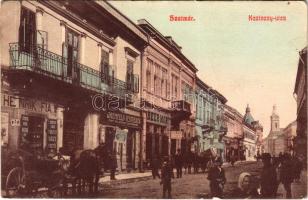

264,105,285,157
0,0,147,171
283,121,297,155
137,19,197,166
223,104,244,162
294,47,307,165
242,105,262,160
195,77,227,155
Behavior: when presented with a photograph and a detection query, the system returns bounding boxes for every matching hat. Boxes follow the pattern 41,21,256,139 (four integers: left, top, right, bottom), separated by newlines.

261,153,271,161
214,156,223,164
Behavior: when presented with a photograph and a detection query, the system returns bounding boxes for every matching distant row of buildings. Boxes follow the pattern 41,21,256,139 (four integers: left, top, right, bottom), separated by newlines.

0,0,267,172
263,106,297,156
263,47,307,164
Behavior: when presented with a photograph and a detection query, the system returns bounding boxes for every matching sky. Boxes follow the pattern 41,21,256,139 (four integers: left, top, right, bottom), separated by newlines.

110,1,307,138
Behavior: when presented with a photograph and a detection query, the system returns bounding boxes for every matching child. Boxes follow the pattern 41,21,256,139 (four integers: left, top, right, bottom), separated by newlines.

160,156,173,199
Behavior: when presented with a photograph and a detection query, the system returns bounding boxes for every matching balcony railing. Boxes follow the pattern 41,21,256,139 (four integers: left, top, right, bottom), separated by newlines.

171,100,191,113
9,43,134,99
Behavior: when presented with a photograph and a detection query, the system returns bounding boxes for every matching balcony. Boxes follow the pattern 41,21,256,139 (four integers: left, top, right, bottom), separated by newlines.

8,43,134,101
171,100,191,113
170,100,191,130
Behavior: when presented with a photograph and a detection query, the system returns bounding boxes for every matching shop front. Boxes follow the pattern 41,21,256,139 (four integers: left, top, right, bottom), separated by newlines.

99,110,141,172
1,93,63,157
145,110,171,162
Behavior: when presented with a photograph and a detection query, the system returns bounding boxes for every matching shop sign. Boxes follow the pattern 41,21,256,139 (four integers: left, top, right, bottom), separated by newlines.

2,94,56,114
115,129,127,142
11,119,20,127
46,119,57,156
147,111,169,125
1,112,9,145
170,131,182,139
101,111,141,129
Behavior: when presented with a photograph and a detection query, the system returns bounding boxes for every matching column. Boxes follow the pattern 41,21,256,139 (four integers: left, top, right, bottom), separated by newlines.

97,43,102,68
84,113,99,149
179,66,183,100
36,7,44,30
158,127,162,156
152,128,155,158
140,112,147,171
60,20,67,44
56,107,64,151
79,32,87,64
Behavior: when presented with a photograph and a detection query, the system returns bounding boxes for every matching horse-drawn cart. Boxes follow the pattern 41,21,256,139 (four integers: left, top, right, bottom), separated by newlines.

2,148,68,198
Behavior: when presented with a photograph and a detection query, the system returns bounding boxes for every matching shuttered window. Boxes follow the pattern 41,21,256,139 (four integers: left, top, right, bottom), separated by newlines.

19,7,36,53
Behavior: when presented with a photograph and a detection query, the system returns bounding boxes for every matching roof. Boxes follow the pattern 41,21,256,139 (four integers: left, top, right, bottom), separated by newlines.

243,105,255,126
96,1,148,43
294,46,307,94
137,19,197,73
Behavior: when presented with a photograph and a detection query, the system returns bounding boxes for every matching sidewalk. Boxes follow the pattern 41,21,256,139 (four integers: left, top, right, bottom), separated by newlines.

100,160,255,186
99,171,152,186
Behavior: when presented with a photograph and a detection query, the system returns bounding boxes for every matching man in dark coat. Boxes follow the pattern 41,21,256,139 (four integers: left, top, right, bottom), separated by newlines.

109,150,117,180
280,153,294,198
293,155,303,182
260,153,278,198
160,156,173,199
207,156,226,198
174,149,183,178
151,155,161,179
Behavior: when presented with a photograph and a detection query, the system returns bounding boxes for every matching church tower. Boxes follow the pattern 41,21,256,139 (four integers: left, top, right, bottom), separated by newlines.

270,105,280,132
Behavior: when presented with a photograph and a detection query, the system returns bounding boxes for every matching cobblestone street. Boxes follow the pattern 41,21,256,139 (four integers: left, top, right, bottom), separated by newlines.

98,161,307,199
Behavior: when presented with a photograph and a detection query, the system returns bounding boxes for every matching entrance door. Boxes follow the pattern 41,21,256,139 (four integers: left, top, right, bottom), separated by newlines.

63,110,84,154
146,133,152,161
171,139,176,156
28,116,44,154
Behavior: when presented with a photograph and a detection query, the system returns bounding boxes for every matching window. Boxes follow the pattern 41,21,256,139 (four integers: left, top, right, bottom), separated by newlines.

63,28,79,80
275,123,278,129
126,60,134,90
146,59,152,91
101,49,111,83
19,7,36,53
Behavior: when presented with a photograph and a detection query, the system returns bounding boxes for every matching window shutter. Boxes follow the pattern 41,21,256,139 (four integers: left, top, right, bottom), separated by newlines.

19,20,25,51
62,42,68,76
134,74,139,93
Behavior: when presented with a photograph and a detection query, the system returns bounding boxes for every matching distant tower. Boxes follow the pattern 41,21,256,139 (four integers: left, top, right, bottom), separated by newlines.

270,105,280,132
243,104,254,126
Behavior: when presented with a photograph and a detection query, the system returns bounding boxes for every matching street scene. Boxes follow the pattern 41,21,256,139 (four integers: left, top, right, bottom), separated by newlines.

0,0,307,199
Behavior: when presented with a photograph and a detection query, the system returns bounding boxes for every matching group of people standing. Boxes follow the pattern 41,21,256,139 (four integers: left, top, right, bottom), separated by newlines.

260,152,303,198
151,149,304,199
150,149,215,180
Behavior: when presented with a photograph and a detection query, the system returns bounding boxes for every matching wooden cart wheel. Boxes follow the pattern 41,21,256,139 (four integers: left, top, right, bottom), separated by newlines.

5,167,25,197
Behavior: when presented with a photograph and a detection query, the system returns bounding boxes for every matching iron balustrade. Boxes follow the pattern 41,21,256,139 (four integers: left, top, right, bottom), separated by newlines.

171,100,191,113
9,43,134,99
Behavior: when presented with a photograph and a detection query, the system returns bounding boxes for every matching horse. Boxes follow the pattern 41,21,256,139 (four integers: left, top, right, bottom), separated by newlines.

67,143,109,196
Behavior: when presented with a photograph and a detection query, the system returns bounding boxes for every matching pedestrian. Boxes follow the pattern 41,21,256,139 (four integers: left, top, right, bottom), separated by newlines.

174,149,183,178
280,153,294,198
151,155,161,179
230,172,260,198
230,154,236,167
207,156,226,198
260,153,278,198
293,155,303,183
193,152,199,174
183,152,188,174
187,151,193,174
110,150,117,180
160,156,173,199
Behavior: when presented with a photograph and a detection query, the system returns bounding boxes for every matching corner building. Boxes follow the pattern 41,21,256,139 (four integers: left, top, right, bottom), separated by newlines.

0,0,148,172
